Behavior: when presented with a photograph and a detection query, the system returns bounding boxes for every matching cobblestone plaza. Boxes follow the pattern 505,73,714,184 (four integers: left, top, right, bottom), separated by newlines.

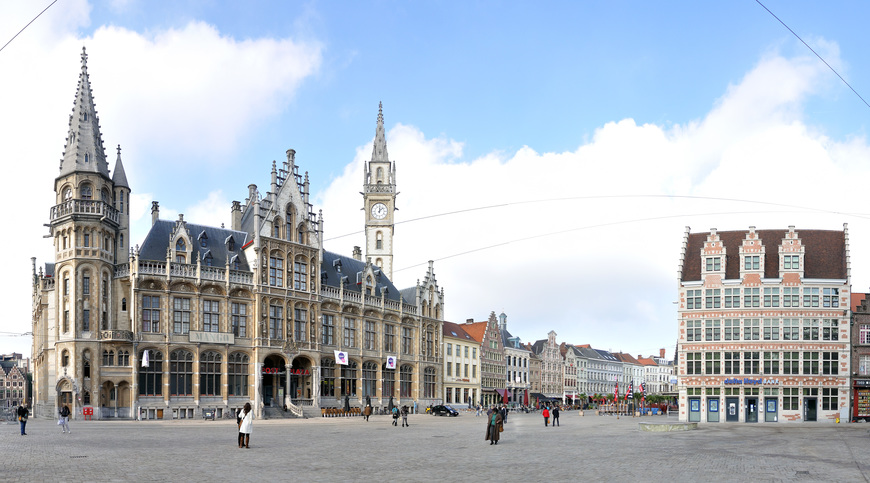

4,412,869,481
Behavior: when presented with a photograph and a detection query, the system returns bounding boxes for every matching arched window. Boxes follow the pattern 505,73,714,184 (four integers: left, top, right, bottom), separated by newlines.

81,270,91,296
382,362,395,398
121,298,127,311
362,361,377,398
272,219,281,238
298,225,305,244
400,364,413,398
376,231,383,250
83,350,91,378
101,189,110,203
84,153,90,163
424,367,436,398
81,184,92,200
175,239,186,263
228,352,249,396
342,361,357,397
321,358,335,398
62,187,72,201
200,351,222,397
118,350,129,366
376,167,383,182
169,350,194,396
138,350,163,396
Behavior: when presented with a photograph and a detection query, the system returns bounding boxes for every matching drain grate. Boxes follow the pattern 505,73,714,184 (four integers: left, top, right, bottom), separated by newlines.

70,456,88,459
795,471,809,476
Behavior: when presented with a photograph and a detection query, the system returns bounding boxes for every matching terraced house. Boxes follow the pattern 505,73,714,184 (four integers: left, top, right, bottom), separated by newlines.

31,48,444,420
677,226,850,424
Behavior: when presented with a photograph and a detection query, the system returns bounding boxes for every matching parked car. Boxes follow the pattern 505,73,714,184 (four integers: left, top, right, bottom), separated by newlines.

430,405,459,417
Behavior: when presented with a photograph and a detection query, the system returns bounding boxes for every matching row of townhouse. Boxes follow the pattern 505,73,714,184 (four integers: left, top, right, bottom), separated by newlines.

1,354,30,411
676,225,870,424
440,311,675,409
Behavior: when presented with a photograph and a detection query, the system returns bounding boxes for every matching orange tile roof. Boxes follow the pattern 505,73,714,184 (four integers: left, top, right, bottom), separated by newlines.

461,321,488,343
852,293,868,312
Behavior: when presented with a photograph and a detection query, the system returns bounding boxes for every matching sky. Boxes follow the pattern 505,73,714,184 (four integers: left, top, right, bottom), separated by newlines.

3,0,870,359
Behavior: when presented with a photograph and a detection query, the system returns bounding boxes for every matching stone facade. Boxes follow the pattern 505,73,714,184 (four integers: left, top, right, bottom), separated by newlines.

31,49,444,420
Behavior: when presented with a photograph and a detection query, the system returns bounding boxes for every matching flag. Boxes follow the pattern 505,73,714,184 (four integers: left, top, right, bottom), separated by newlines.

385,356,396,369
334,350,348,365
641,381,646,403
614,376,619,403
626,381,633,401
141,349,149,368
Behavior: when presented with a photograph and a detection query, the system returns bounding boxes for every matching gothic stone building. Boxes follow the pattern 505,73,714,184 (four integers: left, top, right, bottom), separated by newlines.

677,226,850,424
31,48,444,420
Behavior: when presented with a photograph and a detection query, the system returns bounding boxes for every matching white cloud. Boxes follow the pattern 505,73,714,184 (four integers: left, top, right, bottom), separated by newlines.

320,47,867,358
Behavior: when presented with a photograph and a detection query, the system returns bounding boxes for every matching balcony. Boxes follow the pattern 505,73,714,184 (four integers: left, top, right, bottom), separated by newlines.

51,199,120,226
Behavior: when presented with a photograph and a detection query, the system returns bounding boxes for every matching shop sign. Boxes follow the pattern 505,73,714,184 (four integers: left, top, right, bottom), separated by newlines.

723,378,780,385
854,380,870,386
189,331,234,344
262,367,310,375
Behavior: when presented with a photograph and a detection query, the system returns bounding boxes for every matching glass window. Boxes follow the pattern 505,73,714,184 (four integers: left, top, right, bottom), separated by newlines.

744,352,760,375
173,297,191,334
383,324,395,352
269,255,283,287
783,287,799,307
724,288,740,308
269,305,282,339
705,319,721,341
763,319,779,340
783,254,799,270
783,318,800,340
138,350,163,396
744,255,760,270
321,314,335,345
724,319,738,341
364,321,376,350
199,351,221,396
294,307,307,342
294,259,308,291
802,352,819,375
402,327,413,355
686,320,701,342
342,361,358,397
822,351,838,375
803,288,820,308
686,289,701,309
343,317,356,347
231,302,247,337
783,352,799,375
822,319,838,341
169,350,194,396
743,319,760,341
400,365,413,398
362,361,377,397
202,300,220,332
803,319,819,341
705,289,721,309
321,358,335,397
228,352,249,396
686,352,701,375
705,257,720,271
823,288,839,308
424,367,436,398
763,288,779,307
764,352,779,375
744,288,760,307
822,388,838,411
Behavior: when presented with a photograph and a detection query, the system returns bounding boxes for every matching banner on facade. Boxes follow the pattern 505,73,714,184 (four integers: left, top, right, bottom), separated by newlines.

334,350,348,365
385,356,397,369
141,349,149,368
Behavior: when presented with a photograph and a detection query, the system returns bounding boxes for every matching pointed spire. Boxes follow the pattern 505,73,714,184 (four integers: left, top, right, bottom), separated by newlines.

58,46,110,180
112,144,130,189
371,101,389,162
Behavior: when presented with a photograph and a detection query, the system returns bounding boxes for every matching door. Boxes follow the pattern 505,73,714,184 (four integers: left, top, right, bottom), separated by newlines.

764,397,778,422
804,398,817,422
725,397,739,422
745,397,758,422
688,397,701,422
707,398,720,422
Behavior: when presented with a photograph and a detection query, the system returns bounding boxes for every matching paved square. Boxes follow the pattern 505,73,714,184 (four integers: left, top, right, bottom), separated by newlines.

3,411,869,481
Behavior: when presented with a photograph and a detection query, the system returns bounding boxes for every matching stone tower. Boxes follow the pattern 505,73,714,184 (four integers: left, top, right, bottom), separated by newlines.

362,102,397,280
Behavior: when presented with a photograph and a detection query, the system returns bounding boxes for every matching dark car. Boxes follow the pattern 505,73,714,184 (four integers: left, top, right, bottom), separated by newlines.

430,405,459,417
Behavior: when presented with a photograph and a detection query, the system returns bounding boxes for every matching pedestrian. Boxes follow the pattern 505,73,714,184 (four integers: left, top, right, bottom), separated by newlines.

552,406,560,427
391,405,399,426
401,405,409,427
17,404,29,435
363,404,372,421
485,406,503,445
476,404,482,417
500,405,508,424
542,406,550,427
238,402,253,449
59,404,71,434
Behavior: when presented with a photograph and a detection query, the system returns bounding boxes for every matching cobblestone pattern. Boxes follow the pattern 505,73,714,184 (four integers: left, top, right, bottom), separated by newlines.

2,412,869,481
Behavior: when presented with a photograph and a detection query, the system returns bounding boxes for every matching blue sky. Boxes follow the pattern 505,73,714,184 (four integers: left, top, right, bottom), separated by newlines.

4,0,870,357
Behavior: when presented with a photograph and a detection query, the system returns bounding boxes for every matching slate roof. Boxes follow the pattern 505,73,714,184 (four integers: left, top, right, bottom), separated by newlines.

594,349,619,362
139,220,252,271
321,251,406,303
681,228,847,282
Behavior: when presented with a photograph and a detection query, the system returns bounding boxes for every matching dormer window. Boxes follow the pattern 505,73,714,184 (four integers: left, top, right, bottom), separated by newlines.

705,257,720,271
231,255,240,270
783,255,799,270
226,237,235,251
203,252,213,267
273,219,281,238
744,255,760,270
176,239,186,252
199,232,208,248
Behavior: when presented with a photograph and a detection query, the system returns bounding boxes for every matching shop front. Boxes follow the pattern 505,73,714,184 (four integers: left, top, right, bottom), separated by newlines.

853,379,870,422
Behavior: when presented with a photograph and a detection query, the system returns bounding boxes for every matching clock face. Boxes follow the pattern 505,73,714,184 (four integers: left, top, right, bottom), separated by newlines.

371,202,388,220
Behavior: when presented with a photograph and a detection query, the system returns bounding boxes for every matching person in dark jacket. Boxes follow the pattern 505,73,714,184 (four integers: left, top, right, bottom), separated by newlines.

401,405,409,427
59,405,71,433
552,406,560,426
17,404,29,435
485,407,503,445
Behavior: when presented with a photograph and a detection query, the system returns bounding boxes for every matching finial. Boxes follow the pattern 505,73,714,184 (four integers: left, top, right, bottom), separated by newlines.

378,101,384,124
117,144,121,156
81,46,88,71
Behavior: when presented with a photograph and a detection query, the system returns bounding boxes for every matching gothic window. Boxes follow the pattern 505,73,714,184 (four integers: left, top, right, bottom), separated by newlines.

273,219,281,238
82,270,90,295
376,167,383,182
269,253,283,287
101,189,110,203
231,302,247,337
321,358,335,398
286,205,295,241
362,362,377,398
199,351,222,396
142,295,160,333
82,350,91,378
382,363,395,398
175,239,186,263
169,349,194,396
342,361,358,397
228,352,249,396
62,187,72,201
118,350,129,366
400,364,413,398
294,258,307,291
102,350,114,366
298,225,305,244
84,153,90,163
81,184,92,200
138,350,163,396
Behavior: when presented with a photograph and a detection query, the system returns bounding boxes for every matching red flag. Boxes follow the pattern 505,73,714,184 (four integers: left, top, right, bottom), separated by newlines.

614,377,619,403
625,381,632,401
641,381,646,404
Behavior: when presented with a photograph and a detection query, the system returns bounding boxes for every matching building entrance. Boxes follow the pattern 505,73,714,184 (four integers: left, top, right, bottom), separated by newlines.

804,397,817,422
707,398,720,422
745,397,758,422
688,397,701,422
262,355,287,407
764,397,778,422
725,397,739,422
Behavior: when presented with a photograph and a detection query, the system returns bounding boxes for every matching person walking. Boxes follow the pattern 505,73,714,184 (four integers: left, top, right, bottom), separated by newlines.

500,405,508,424
485,406,503,445
476,404,482,417
401,405,409,427
59,404,71,434
542,406,550,427
363,404,372,422
391,405,399,426
552,406,560,427
17,404,29,435
238,402,253,449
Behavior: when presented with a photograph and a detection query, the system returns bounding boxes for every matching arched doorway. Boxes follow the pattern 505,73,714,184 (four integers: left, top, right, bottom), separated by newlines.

262,354,286,407
101,381,116,418
290,357,313,402
57,379,74,414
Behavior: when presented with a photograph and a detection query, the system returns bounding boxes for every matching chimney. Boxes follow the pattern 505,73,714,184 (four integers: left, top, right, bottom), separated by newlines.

659,348,665,358
231,201,241,231
466,318,474,324
352,246,362,261
151,201,159,226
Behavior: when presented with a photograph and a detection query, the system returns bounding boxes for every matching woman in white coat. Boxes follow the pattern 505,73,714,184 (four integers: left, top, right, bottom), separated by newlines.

238,402,253,449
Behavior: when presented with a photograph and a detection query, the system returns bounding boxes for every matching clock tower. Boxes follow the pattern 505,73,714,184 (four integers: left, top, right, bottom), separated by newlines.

363,102,397,280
